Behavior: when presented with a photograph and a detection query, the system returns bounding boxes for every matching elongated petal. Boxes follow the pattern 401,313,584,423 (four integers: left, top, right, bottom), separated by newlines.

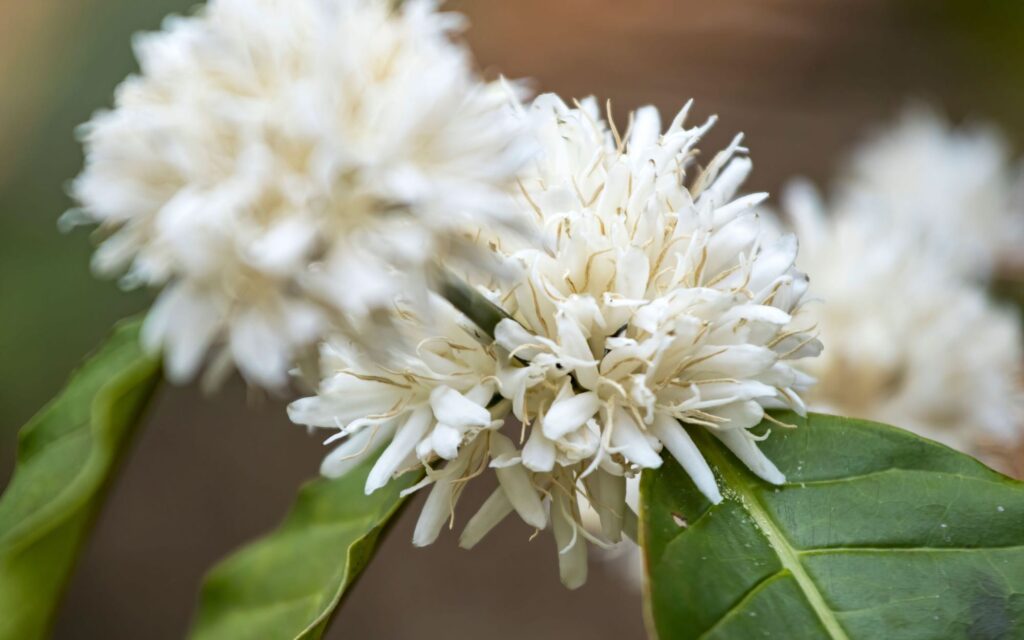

543,391,601,440
551,491,587,590
649,413,722,504
610,410,663,468
320,424,381,479
710,400,765,431
412,478,455,547
412,454,472,547
522,427,556,472
459,488,514,550
491,433,546,529
555,311,598,388
713,428,785,485
151,285,224,384
583,469,626,541
429,386,491,429
629,105,661,152
687,345,778,380
365,407,432,494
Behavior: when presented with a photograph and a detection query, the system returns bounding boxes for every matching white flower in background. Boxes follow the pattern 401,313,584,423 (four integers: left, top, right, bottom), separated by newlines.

783,180,1024,457
67,0,527,387
475,94,819,586
840,106,1024,279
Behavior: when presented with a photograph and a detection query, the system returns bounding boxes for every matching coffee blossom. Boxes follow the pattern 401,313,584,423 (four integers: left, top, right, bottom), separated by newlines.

291,94,822,589
478,95,819,586
67,0,527,387
840,107,1024,279
783,180,1024,458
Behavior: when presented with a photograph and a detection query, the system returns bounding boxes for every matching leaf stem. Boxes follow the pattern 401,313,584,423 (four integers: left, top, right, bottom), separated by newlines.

434,268,512,340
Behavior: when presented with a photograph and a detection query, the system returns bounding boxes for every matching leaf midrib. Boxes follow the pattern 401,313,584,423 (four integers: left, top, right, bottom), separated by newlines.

700,434,851,640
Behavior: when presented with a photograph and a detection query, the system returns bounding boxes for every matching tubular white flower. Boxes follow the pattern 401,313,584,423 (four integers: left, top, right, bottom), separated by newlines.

497,94,816,472
454,95,819,580
68,0,528,387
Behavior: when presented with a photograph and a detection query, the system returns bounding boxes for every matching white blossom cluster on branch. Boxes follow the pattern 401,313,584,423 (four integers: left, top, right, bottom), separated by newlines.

69,0,823,588
291,93,820,587
838,107,1024,279
67,0,528,388
781,110,1024,459
73,0,1024,593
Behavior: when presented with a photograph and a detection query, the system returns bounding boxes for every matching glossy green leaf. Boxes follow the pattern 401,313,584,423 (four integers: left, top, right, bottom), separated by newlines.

188,454,419,640
0,318,162,640
641,412,1024,640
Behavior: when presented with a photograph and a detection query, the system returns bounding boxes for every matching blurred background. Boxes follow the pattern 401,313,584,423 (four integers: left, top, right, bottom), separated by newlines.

2,0,1023,637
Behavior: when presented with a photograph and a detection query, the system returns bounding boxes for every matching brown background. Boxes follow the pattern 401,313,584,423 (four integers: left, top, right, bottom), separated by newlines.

2,1,1022,638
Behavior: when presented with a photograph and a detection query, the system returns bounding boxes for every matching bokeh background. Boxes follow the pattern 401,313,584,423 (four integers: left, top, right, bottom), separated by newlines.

2,0,1023,637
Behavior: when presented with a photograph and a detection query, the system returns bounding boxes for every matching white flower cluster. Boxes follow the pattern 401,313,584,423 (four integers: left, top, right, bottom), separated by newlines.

290,94,820,587
60,0,1024,598
782,111,1024,457
67,0,527,388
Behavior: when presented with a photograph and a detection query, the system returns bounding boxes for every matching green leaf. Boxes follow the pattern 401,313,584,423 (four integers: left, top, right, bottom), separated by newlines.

640,412,1024,640
188,454,419,640
0,318,162,640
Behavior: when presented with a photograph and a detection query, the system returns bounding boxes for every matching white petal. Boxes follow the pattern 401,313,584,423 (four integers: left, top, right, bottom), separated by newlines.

583,469,626,541
415,433,434,461
543,390,602,440
465,381,497,406
713,428,785,485
615,246,650,300
320,426,377,479
705,213,759,277
702,157,752,208
629,105,661,153
459,488,514,550
649,413,722,504
749,233,799,294
610,410,663,468
687,345,777,380
230,307,290,388
365,407,432,494
555,311,599,388
412,453,472,547
429,385,491,428
551,491,587,590
491,433,547,529
710,400,765,431
522,426,556,472
147,285,223,384
288,374,404,429
431,423,463,460
412,478,455,547
496,359,543,420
